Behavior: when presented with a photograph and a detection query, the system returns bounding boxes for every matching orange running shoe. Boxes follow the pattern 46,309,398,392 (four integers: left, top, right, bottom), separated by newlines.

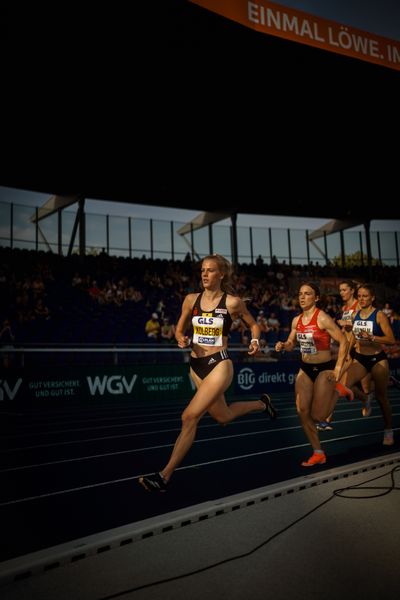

301,451,326,467
335,382,354,401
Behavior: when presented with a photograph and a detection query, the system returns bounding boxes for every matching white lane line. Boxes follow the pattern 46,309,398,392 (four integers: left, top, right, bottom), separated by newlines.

1,428,398,506
2,407,399,462
3,414,399,473
3,401,399,453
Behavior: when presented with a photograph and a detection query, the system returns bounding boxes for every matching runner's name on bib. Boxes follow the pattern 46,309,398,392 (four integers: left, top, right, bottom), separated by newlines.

353,320,373,340
341,309,354,322
297,332,317,354
192,316,224,346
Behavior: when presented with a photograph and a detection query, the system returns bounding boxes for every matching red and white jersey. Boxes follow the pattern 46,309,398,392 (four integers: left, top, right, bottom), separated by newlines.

296,308,331,354
341,299,358,323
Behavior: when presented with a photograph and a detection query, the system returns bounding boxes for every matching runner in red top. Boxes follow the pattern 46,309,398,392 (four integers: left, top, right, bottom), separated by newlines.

275,282,350,467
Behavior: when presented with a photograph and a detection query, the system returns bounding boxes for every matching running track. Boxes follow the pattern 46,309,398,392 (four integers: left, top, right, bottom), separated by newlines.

1,390,399,562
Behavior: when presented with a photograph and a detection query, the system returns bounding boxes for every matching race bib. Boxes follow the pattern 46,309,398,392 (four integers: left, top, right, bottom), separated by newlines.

297,332,317,354
341,309,354,322
353,320,373,340
192,315,224,346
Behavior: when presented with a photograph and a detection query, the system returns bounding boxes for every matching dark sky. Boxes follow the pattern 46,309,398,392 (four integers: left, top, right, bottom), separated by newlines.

2,1,399,217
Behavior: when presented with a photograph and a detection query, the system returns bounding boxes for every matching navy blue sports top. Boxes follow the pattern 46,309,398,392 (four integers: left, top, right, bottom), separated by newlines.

352,308,384,339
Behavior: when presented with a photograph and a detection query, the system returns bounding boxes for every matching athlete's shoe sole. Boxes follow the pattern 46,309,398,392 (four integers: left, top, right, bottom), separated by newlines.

260,393,277,419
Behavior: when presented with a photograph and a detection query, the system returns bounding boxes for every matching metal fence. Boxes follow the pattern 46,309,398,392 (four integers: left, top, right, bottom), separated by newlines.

0,200,399,266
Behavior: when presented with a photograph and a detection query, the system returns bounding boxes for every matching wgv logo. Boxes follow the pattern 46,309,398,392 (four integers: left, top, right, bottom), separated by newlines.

198,317,214,324
0,379,23,401
87,375,137,396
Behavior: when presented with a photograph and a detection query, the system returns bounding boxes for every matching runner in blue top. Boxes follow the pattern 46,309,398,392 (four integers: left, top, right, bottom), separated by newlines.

340,284,396,446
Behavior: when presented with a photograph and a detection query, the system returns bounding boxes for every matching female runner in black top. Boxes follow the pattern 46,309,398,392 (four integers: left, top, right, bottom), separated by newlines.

139,254,276,492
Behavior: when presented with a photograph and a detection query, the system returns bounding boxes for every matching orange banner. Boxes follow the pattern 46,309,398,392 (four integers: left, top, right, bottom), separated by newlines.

189,0,400,72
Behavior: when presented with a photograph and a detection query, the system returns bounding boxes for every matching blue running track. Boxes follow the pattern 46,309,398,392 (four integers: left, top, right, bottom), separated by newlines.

1,390,399,562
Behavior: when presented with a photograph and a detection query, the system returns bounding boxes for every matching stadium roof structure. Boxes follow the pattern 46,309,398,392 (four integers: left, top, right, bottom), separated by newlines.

4,180,399,222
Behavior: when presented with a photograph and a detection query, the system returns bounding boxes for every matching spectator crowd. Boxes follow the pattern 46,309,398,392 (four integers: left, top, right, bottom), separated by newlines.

0,247,399,351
